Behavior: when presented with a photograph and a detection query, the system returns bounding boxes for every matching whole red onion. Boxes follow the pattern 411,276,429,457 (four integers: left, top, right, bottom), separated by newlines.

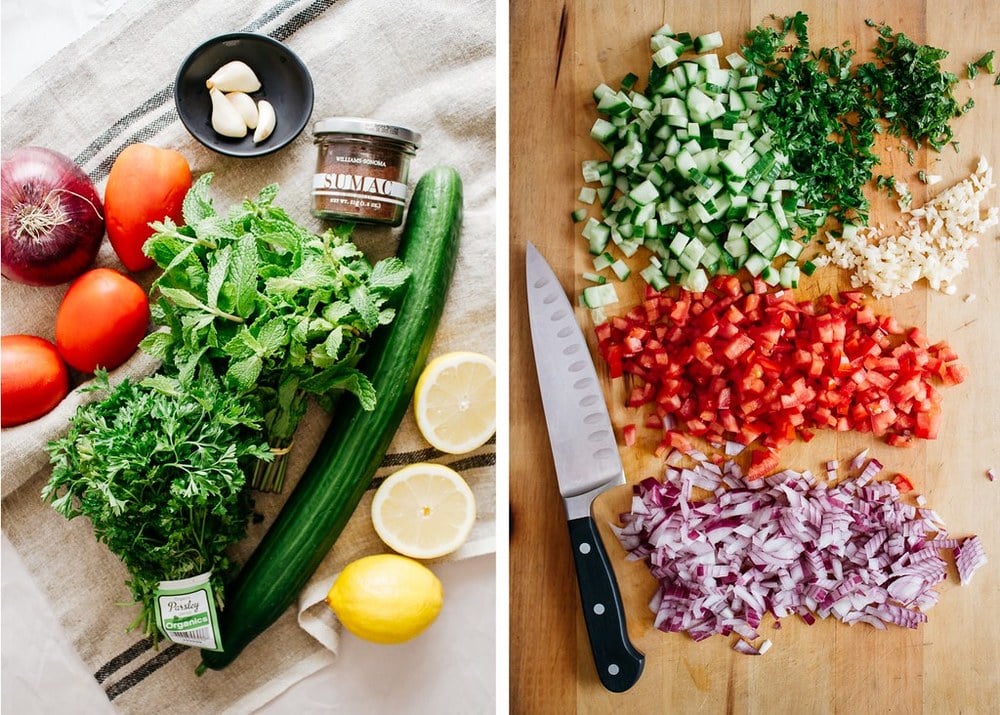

1,146,105,286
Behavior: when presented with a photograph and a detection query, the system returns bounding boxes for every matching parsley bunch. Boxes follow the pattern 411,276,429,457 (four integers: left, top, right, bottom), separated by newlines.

44,371,271,641
141,175,411,491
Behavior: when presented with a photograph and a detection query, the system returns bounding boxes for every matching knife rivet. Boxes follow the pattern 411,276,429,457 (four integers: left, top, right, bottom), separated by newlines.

593,603,605,615
579,542,591,554
608,664,620,676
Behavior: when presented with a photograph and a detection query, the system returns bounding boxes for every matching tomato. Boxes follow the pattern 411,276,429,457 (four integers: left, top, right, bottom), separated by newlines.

104,143,192,271
55,268,149,372
1,335,70,427
596,276,965,461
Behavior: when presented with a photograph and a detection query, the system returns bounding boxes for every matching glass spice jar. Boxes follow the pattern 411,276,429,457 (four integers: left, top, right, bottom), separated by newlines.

311,117,422,227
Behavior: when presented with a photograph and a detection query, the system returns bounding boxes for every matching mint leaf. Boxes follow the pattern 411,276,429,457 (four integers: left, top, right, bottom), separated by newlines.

206,245,231,310
229,234,259,317
256,318,288,356
227,355,262,392
300,367,377,410
324,327,343,359
368,257,411,293
158,287,210,313
139,331,175,361
182,173,216,225
256,183,280,207
349,284,380,332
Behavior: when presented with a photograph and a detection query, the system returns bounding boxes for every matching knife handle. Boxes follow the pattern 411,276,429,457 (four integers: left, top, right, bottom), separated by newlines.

567,515,645,692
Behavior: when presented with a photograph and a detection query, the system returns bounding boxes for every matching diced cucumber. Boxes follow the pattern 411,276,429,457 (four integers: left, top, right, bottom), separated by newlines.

583,283,619,308
571,208,588,223
744,252,769,277
590,118,618,144
593,252,614,271
578,186,597,204
582,272,607,284
611,259,631,281
693,31,723,54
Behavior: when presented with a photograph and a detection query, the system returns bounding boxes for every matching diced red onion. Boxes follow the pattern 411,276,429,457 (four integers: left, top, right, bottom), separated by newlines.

615,453,985,654
955,535,987,585
987,468,996,483
850,449,870,471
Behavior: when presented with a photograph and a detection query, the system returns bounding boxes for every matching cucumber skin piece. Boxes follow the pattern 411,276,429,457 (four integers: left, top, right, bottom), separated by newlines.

199,166,463,672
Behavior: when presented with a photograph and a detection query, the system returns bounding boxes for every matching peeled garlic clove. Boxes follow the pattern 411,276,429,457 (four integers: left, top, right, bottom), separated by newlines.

210,88,248,138
206,61,261,93
253,100,276,143
226,92,259,129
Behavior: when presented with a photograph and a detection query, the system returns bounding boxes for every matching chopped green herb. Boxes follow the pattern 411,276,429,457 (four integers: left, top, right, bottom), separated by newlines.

859,22,966,151
741,15,977,232
917,169,928,183
973,49,995,73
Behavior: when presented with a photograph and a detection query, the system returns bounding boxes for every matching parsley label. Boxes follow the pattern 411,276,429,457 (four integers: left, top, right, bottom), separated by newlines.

153,572,223,651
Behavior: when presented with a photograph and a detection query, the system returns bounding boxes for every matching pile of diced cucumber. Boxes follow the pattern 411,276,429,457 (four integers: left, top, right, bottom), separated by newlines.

575,25,825,310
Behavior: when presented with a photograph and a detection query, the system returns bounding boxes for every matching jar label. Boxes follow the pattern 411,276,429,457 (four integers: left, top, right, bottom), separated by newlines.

311,172,408,206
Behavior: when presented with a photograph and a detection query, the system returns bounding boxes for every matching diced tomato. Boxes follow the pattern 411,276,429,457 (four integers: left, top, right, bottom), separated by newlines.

623,424,637,447
892,473,915,493
747,449,780,480
594,275,963,464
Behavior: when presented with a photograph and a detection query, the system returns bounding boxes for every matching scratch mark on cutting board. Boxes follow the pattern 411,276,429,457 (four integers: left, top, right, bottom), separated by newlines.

683,659,712,692
725,659,735,715
554,3,568,88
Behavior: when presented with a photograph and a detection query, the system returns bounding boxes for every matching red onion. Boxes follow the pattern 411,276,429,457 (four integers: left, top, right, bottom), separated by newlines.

615,449,987,652
1,146,104,286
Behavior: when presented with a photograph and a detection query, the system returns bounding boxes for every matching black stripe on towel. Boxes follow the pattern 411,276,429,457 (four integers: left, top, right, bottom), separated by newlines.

94,635,156,684
104,643,188,701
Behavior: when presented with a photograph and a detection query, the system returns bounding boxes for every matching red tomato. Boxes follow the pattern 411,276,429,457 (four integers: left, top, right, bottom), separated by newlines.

1,334,70,427
55,268,149,372
104,143,192,272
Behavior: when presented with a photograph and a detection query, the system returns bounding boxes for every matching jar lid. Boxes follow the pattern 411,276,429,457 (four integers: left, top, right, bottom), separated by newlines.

313,117,422,147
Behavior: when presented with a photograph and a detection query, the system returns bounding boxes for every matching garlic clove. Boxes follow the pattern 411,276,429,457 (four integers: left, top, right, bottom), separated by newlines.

253,100,276,143
225,92,259,129
205,61,261,93
210,88,248,138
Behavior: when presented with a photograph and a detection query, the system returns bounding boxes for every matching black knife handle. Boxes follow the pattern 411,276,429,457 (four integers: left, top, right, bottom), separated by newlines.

567,515,645,692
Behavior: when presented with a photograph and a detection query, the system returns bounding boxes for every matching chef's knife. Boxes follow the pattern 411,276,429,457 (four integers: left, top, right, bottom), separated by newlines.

525,242,644,693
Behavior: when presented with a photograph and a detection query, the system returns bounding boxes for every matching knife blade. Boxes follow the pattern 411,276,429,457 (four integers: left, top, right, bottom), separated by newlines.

525,242,644,693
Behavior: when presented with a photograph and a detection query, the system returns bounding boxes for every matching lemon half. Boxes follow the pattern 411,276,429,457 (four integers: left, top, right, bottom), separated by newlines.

326,554,443,644
414,351,496,454
371,462,477,559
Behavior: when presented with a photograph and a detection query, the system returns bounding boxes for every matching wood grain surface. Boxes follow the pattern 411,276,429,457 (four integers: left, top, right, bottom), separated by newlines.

509,2,1000,713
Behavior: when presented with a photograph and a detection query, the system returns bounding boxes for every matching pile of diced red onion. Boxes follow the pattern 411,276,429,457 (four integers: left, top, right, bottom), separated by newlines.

613,449,987,654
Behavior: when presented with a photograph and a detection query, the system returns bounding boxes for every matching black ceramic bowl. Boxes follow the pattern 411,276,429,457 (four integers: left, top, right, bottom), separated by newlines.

174,33,314,157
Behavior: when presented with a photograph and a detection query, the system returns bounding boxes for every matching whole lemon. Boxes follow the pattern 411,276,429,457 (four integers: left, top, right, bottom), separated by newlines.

326,554,444,644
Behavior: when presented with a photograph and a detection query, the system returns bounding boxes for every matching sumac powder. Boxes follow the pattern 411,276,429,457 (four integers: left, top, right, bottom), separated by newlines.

311,117,421,227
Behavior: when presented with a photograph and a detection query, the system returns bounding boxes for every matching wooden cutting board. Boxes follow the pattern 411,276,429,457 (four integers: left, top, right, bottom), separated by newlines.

510,2,1000,712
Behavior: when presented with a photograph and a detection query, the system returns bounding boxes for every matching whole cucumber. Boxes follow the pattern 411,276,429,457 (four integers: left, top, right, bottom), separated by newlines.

199,166,463,671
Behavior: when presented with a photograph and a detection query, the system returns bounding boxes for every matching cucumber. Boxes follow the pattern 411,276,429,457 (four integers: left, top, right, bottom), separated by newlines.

198,166,463,672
